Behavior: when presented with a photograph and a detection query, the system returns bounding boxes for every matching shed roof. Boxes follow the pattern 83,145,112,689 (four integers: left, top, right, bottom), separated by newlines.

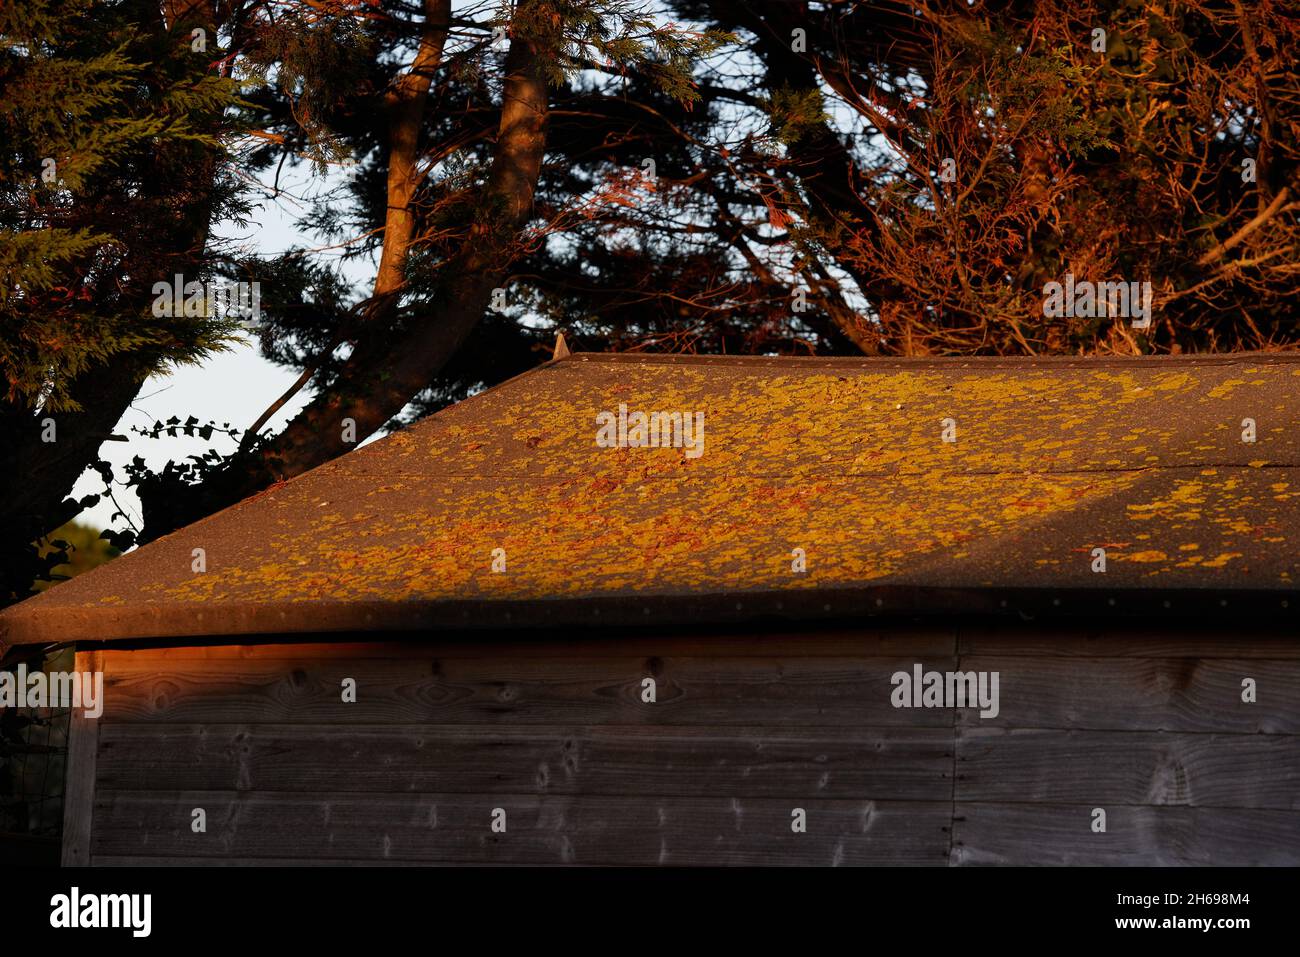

3,352,1299,650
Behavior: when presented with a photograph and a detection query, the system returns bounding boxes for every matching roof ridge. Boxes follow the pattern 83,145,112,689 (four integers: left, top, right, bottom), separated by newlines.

564,351,1300,367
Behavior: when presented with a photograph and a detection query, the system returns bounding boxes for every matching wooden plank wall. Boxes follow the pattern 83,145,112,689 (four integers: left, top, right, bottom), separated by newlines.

61,649,102,866
952,624,1300,865
76,623,1300,865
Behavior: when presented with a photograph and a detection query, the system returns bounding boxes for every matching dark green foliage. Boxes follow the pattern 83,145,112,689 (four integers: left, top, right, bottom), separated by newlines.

0,0,247,411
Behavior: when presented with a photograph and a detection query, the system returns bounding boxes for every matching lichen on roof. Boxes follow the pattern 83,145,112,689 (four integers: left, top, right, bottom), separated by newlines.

2,353,1297,646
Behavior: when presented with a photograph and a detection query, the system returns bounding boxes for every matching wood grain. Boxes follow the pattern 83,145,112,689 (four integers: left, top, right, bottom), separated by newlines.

92,855,486,866
91,791,953,865
954,656,1300,732
101,655,956,727
95,723,953,799
956,728,1300,809
60,649,101,866
952,803,1300,865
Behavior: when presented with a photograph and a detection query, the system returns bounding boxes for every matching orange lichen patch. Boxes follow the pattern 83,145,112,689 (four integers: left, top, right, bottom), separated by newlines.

1208,379,1247,399
1128,476,1212,511
151,467,1138,606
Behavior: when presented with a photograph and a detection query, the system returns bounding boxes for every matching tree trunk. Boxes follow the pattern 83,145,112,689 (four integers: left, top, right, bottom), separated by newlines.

373,0,452,302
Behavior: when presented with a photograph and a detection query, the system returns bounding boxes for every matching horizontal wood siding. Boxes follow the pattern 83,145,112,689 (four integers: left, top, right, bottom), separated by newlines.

954,656,1300,732
100,655,958,727
80,623,1300,865
957,729,1300,808
92,792,952,866
96,724,953,799
951,805,1300,866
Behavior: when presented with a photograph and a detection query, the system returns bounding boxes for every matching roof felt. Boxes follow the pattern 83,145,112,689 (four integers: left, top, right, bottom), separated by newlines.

3,352,1299,649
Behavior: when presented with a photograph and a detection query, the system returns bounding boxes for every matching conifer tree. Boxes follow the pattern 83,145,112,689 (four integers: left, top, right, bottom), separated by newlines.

0,0,245,598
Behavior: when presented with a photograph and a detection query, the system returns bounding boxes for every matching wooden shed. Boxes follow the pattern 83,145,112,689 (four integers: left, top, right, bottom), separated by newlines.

2,352,1298,867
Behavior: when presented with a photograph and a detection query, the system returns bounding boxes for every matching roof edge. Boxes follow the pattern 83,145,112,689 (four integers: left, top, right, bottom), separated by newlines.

3,585,1295,652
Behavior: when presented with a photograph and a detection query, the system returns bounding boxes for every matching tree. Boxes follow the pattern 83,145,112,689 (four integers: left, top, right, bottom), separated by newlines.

33,520,122,592
707,0,1300,355
1,0,1296,602
0,0,246,601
